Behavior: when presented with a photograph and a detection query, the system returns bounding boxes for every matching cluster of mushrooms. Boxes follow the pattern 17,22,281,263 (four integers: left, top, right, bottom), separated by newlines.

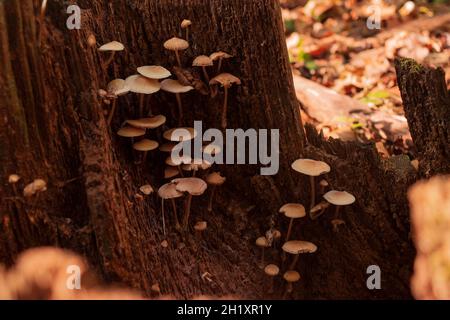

256,158,356,298
95,20,237,236
7,174,48,199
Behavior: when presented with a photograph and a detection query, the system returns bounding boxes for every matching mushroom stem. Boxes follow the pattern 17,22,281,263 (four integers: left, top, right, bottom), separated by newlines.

171,199,181,230
175,93,183,126
142,151,148,163
269,277,275,294
107,99,117,125
284,283,293,299
221,86,229,129
161,199,167,236
139,94,145,118
174,50,182,67
103,51,116,69
182,194,193,228
289,255,300,270
38,0,48,44
334,205,341,219
207,186,216,212
286,218,294,242
185,28,189,41
201,66,210,83
260,248,265,269
177,165,184,177
309,176,316,211
217,58,223,73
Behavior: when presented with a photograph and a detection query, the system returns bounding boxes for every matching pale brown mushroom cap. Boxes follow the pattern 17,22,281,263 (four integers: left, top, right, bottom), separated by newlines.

159,142,178,153
283,270,301,283
126,115,166,129
164,166,180,179
137,66,171,80
193,55,213,67
163,127,197,142
165,155,192,167
158,183,183,200
210,51,233,61
98,41,124,52
206,172,226,186
264,264,280,277
107,79,130,96
163,37,189,51
279,203,306,219
282,240,318,255
182,159,212,172
194,221,207,232
23,179,47,197
117,126,146,138
140,184,154,195
161,79,194,93
319,179,329,187
255,236,270,248
209,73,241,88
8,174,20,184
133,139,159,152
172,177,207,196
125,75,161,95
181,19,192,29
323,190,356,206
291,159,331,176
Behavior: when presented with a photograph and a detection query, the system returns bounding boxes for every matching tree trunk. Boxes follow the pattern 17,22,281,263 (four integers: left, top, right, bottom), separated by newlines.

394,58,450,177
0,0,424,300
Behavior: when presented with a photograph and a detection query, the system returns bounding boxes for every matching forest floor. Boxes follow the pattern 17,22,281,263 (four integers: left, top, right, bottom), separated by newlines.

282,0,450,159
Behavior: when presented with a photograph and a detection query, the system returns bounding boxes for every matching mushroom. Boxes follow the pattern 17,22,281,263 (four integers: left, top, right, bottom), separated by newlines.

194,221,207,239
161,80,194,126
117,126,146,140
205,172,226,212
291,159,331,211
140,184,154,196
264,264,280,294
171,177,207,229
279,203,306,241
125,75,161,117
23,179,47,197
87,34,97,48
166,155,192,177
159,142,177,153
133,139,159,163
126,115,166,130
163,37,189,67
158,182,184,232
137,65,171,80
163,127,197,142
210,51,233,73
323,190,356,222
282,240,317,270
319,179,329,194
180,19,192,40
164,166,180,179
283,270,301,298
193,55,213,82
255,236,270,268
98,41,124,68
182,159,212,177
331,219,346,232
209,73,241,129
309,201,330,220
266,228,282,248
106,78,130,124
8,174,20,195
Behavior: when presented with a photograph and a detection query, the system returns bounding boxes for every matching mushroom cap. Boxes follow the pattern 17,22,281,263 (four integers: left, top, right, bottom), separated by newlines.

139,184,154,195
126,115,166,129
279,203,306,219
117,126,146,138
323,190,356,206
137,65,171,80
23,179,47,197
161,79,194,93
163,127,197,142
164,166,180,179
210,51,233,61
206,172,226,186
194,221,207,231
159,142,178,153
8,174,20,184
291,158,331,176
182,159,212,172
209,73,241,88
158,183,183,199
264,264,280,277
133,139,159,152
283,270,301,283
171,177,207,196
107,79,130,96
98,41,124,51
319,179,329,187
181,19,192,28
282,240,318,255
310,201,330,213
255,236,270,248
193,55,213,67
163,37,189,51
125,75,161,95
165,155,192,167
202,144,222,156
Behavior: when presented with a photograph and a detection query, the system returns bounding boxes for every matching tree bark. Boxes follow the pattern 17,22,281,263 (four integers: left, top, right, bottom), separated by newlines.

394,58,450,177
0,0,424,300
